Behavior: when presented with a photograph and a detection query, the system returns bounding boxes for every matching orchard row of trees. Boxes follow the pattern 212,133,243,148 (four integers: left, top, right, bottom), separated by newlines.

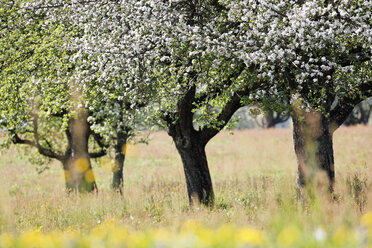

0,0,371,205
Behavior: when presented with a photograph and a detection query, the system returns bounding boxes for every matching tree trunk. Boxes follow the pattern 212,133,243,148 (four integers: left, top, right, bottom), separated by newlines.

112,132,128,192
62,159,73,192
361,105,371,125
62,157,97,193
163,81,246,206
344,102,371,126
66,156,97,193
292,109,335,193
264,110,275,128
263,110,290,128
65,111,97,193
171,132,214,206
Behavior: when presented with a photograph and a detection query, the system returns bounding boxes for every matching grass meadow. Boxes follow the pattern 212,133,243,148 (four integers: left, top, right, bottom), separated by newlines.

1,125,372,247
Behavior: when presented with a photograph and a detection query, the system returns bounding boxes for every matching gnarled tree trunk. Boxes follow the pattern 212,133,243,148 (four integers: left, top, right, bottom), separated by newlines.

292,109,335,193
171,130,214,205
291,88,371,195
163,79,248,205
164,84,215,206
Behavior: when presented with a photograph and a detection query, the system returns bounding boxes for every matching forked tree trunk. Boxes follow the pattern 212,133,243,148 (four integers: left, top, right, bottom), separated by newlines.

292,109,335,193
171,132,214,206
65,111,97,193
112,132,128,192
164,82,245,206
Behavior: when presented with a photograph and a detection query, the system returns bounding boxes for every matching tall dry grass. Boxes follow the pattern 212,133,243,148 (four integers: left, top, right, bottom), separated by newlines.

0,125,371,238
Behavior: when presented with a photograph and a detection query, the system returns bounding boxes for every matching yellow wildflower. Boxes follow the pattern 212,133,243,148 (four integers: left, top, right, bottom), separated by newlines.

236,227,265,246
0,233,14,248
277,225,300,246
361,212,372,227
333,226,351,245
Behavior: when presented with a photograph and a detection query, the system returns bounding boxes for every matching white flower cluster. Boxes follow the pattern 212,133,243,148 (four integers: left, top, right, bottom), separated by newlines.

23,0,372,116
225,0,371,105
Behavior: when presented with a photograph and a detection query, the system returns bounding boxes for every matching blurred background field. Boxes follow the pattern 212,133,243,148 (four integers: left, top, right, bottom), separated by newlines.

0,125,372,247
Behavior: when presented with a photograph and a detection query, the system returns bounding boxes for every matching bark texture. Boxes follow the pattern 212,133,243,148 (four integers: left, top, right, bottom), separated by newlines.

165,85,215,205
171,130,214,205
292,110,335,192
163,65,253,205
112,132,128,191
289,78,372,194
65,110,97,193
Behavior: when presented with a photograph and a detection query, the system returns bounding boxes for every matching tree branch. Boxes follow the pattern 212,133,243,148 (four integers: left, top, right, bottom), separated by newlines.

11,131,37,147
88,128,109,159
200,88,246,144
31,113,65,161
339,47,371,67
198,64,259,144
330,80,372,131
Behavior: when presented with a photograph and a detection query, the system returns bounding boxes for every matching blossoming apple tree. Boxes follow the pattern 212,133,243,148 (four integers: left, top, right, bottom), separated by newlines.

10,0,370,200
224,0,371,191
0,1,108,192
32,0,267,205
